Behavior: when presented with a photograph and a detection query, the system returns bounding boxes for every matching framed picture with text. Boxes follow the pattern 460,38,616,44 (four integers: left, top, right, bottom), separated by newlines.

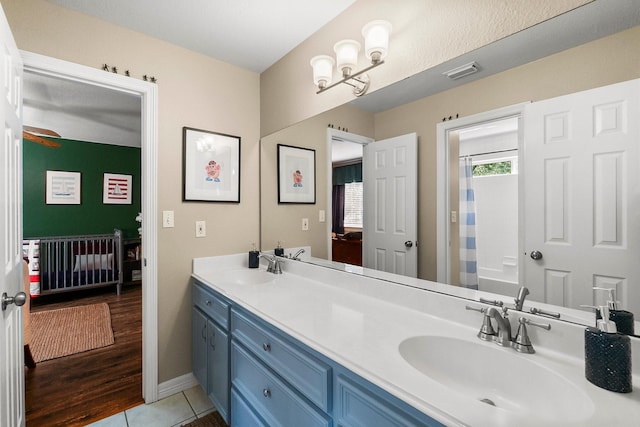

46,170,81,205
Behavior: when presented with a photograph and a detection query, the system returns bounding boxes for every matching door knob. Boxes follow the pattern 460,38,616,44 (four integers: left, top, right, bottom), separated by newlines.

404,241,413,248
530,250,543,260
2,291,26,311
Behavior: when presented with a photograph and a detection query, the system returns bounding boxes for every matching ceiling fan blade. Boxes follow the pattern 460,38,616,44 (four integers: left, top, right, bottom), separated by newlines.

23,131,61,148
24,125,61,137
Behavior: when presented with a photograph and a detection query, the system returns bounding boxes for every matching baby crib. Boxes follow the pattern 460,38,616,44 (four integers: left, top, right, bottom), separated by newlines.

23,229,123,297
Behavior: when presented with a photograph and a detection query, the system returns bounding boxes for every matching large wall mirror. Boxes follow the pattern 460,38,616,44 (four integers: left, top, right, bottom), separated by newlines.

260,2,640,328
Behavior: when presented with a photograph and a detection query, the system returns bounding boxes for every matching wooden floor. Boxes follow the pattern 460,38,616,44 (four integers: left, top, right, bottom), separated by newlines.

26,284,144,426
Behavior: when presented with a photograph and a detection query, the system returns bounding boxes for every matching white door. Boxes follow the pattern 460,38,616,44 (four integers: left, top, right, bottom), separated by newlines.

0,4,25,427
363,133,418,277
523,79,640,314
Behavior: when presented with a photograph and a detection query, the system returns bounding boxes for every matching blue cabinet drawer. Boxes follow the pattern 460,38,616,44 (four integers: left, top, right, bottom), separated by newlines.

232,342,331,427
231,308,330,411
335,375,443,427
231,388,268,427
193,282,229,329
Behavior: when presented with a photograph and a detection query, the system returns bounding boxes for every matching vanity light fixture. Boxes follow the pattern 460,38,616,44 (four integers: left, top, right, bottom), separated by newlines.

310,20,392,97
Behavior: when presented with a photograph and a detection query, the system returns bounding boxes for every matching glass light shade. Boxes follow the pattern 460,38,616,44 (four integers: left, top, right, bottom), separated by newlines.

362,20,392,63
310,55,335,88
333,39,361,77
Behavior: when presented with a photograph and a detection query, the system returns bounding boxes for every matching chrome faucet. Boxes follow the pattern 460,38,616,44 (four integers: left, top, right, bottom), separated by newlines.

259,253,285,274
514,286,530,311
289,248,305,260
467,304,551,353
486,306,512,346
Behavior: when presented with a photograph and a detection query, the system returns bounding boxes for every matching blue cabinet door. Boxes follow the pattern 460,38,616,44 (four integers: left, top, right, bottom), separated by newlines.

208,319,229,423
192,307,208,390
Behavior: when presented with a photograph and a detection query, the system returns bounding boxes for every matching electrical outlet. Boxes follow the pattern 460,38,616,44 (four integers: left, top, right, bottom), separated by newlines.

451,210,457,223
195,220,206,237
302,218,309,231
162,210,174,228
319,210,325,222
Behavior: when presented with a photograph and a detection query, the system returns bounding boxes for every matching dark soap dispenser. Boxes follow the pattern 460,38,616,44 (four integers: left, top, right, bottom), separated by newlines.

584,305,632,393
274,241,284,257
248,243,259,269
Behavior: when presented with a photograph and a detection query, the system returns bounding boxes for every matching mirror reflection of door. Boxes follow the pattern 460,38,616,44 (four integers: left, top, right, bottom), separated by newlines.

363,133,419,277
451,118,520,293
523,79,640,313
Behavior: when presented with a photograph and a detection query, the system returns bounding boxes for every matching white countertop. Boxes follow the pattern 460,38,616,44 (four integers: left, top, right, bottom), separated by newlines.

192,254,639,427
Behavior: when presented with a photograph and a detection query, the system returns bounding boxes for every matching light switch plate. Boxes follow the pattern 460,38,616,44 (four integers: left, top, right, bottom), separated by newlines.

319,210,325,222
162,210,174,228
195,220,206,237
302,218,309,231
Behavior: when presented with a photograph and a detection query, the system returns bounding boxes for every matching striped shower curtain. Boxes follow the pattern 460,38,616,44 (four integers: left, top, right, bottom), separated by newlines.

459,157,478,289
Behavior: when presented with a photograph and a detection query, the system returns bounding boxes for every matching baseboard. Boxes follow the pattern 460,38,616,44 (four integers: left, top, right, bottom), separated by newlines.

158,372,199,400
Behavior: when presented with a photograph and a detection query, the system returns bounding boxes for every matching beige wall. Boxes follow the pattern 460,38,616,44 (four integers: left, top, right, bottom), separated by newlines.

260,0,590,136
260,104,374,256
374,26,640,281
4,0,260,382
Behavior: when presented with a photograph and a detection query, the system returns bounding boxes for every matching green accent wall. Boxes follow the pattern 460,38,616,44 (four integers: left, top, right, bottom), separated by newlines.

23,138,141,238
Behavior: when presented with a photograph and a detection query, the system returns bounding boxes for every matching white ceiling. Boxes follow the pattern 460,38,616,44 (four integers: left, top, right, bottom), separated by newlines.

23,0,640,148
48,0,357,73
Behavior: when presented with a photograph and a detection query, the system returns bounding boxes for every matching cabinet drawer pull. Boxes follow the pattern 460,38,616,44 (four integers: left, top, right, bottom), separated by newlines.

201,325,206,340
262,342,271,352
205,300,212,306
262,388,271,398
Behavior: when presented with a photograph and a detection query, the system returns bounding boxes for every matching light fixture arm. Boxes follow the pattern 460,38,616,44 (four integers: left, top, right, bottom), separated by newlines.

315,60,383,96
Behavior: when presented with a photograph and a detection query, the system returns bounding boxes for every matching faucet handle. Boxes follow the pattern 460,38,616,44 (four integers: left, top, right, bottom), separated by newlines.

529,306,561,319
512,317,551,354
479,297,504,307
466,305,496,341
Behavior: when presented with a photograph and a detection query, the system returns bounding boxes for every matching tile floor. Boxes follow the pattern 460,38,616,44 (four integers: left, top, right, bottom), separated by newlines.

87,385,215,427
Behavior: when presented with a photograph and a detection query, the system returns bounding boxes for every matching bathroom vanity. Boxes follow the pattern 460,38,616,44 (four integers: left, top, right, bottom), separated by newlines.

192,254,639,426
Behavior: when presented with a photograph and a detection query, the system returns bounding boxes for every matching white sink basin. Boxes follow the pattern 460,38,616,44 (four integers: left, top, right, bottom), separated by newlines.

216,269,275,286
399,336,594,423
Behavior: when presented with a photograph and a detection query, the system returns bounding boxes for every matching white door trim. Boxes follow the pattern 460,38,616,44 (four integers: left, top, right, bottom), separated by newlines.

436,103,528,284
21,50,159,403
326,128,374,259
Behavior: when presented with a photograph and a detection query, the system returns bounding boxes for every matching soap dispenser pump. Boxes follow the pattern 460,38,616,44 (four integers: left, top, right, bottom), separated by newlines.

593,287,635,335
584,304,632,393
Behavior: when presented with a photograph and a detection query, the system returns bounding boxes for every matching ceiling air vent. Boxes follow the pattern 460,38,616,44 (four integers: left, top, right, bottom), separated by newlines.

443,61,480,80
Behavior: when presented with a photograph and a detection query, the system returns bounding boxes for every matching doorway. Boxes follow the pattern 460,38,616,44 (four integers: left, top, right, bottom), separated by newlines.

454,117,520,293
21,51,159,404
330,135,364,266
436,103,526,286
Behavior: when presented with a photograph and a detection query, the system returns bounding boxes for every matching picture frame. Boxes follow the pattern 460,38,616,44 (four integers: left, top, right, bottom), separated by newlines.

277,144,316,204
46,170,81,205
183,127,241,203
103,173,133,204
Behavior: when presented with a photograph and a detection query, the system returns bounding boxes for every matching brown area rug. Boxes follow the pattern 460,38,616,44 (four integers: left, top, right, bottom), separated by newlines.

30,302,115,363
182,411,228,427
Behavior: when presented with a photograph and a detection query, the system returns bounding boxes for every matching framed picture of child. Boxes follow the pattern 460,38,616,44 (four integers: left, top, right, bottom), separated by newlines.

277,144,315,204
182,127,241,202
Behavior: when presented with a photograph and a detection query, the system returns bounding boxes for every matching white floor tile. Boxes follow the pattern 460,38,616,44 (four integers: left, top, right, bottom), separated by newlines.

183,385,215,415
126,393,196,427
85,412,128,427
